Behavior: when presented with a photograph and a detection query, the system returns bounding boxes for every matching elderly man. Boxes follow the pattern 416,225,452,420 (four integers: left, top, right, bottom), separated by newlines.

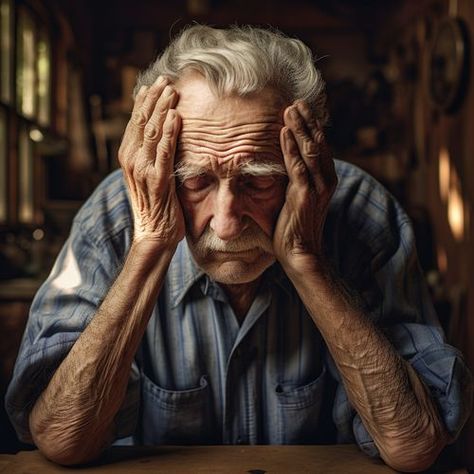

6,25,472,470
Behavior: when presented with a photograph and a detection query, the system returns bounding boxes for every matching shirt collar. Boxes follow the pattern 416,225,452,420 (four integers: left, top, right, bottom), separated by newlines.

167,239,205,308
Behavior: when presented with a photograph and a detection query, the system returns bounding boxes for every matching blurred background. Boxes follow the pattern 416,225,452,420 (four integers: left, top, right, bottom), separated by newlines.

0,0,473,468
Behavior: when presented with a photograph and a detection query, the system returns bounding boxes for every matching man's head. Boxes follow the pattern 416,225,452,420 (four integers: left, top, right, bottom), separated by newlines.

135,25,328,125
134,25,328,284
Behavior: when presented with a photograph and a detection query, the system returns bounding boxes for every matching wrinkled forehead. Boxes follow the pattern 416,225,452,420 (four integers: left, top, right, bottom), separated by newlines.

174,73,285,168
174,70,286,119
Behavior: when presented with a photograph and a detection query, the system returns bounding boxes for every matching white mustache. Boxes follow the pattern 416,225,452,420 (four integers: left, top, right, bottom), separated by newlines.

193,224,274,254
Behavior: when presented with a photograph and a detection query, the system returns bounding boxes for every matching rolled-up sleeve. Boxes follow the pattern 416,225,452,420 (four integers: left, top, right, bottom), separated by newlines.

327,164,473,457
5,173,140,444
350,325,473,457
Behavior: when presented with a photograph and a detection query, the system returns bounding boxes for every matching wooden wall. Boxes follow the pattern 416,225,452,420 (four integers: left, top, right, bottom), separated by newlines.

377,0,474,468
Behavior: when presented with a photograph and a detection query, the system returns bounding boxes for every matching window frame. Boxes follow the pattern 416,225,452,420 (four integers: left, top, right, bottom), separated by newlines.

0,0,58,228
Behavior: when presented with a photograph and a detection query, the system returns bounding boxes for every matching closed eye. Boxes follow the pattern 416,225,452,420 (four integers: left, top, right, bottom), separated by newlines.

241,175,278,191
180,174,214,191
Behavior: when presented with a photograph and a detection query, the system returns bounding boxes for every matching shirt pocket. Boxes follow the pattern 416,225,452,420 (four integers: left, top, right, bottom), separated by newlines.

273,366,326,444
139,373,216,445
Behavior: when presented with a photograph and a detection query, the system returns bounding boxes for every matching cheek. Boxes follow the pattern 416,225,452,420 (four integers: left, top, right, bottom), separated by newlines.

177,190,213,239
244,186,286,235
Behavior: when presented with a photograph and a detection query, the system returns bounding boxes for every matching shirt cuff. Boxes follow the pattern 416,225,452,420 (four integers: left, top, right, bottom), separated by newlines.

5,333,78,443
351,343,473,457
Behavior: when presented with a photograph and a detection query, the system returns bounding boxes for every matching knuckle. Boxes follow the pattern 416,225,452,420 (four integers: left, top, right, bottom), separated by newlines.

131,111,147,127
303,139,318,158
147,85,162,98
162,123,174,139
158,108,168,120
293,119,305,136
292,161,308,180
144,123,159,140
158,144,171,161
296,100,311,116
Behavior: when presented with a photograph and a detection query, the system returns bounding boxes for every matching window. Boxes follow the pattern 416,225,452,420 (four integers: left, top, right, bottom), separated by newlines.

0,0,13,103
37,27,51,126
16,7,37,119
0,107,6,222
18,122,34,224
1,2,75,226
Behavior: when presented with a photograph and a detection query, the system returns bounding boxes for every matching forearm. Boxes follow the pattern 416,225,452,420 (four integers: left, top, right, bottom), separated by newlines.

286,259,448,472
29,240,175,465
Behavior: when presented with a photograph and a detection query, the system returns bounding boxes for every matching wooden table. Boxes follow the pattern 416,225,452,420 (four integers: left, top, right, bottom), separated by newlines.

0,445,401,473
1,445,468,473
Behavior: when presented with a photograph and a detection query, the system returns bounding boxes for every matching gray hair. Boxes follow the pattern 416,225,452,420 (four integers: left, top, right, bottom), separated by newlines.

134,24,329,125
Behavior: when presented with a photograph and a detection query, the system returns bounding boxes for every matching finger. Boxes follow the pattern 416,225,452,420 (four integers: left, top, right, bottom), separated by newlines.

126,76,170,146
295,102,337,193
118,85,149,165
295,101,334,179
142,85,179,156
155,109,182,185
133,85,148,113
284,105,337,197
280,126,309,187
295,100,322,143
284,105,322,178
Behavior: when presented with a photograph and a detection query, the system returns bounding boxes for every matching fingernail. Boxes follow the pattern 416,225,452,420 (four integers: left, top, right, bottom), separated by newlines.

154,75,166,86
138,85,148,95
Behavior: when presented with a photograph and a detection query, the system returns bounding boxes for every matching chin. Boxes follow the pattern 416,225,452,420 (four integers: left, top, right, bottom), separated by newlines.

196,254,275,284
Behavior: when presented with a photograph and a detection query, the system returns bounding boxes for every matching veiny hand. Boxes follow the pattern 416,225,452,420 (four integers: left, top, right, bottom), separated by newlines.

273,100,338,274
118,76,185,247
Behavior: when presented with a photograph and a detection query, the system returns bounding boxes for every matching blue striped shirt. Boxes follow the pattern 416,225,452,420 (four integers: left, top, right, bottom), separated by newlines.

6,160,472,457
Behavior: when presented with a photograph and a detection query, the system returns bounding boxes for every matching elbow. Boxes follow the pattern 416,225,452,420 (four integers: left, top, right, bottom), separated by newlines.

382,452,439,473
379,427,448,473
33,431,104,466
40,447,99,467
30,416,107,466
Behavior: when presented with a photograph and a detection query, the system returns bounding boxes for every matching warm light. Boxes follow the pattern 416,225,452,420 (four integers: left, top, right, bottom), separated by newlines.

29,128,43,142
20,16,35,117
37,36,51,125
1,0,12,102
447,168,465,241
437,245,448,273
438,147,450,202
32,228,44,240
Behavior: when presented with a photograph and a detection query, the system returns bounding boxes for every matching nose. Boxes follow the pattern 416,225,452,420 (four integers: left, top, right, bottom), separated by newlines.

210,184,245,241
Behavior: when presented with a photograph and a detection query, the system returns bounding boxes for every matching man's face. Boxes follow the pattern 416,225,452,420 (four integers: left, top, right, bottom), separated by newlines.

174,72,287,284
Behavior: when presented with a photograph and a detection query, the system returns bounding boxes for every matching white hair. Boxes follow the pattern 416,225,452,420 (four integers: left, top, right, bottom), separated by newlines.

134,24,329,125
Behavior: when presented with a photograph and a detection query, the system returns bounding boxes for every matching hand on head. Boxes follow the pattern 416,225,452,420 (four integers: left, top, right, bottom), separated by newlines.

118,76,185,247
273,100,337,273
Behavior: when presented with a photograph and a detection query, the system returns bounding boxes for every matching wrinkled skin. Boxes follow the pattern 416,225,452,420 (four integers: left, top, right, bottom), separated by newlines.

119,70,337,285
118,77,185,246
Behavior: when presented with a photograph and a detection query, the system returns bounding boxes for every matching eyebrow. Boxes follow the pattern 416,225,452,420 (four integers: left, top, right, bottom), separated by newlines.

174,160,287,181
